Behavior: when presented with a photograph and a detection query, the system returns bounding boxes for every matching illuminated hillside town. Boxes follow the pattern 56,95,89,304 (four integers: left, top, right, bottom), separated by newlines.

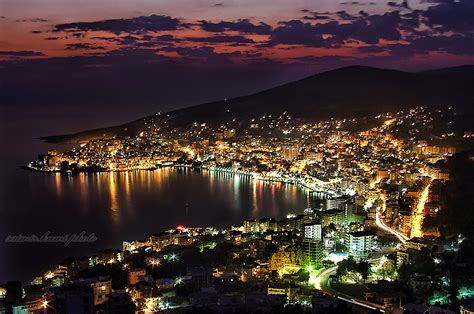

1,105,473,313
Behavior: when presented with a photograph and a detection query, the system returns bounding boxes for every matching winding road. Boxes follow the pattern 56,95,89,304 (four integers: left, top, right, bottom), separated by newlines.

313,260,391,313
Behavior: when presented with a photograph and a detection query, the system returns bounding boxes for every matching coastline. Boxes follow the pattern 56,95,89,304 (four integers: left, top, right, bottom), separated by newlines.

22,163,337,198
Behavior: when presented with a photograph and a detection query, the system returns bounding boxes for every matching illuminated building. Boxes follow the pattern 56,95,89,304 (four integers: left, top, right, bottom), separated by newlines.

122,240,150,252
436,171,450,181
128,269,146,285
11,298,47,313
243,219,259,233
303,151,323,161
385,203,399,222
148,232,175,250
302,238,324,267
174,235,193,246
302,222,322,240
258,218,277,233
399,212,412,236
338,202,364,225
376,169,389,181
396,250,411,266
277,214,308,232
94,249,124,265
355,180,369,195
324,198,347,210
267,284,287,295
226,230,242,244
323,237,336,251
344,231,374,260
320,209,343,227
280,144,299,160
339,178,353,190
404,172,419,183
223,129,236,139
423,202,441,217
404,238,430,251
389,169,399,182
302,220,324,268
91,279,112,305
54,278,114,313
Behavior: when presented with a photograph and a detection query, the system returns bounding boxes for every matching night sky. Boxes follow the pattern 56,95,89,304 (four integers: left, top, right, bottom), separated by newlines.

0,0,473,130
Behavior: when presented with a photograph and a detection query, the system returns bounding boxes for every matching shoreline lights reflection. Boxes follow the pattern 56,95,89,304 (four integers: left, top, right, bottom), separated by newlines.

46,167,315,227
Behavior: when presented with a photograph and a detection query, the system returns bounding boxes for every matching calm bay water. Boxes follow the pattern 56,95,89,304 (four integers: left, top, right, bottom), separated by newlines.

0,167,311,283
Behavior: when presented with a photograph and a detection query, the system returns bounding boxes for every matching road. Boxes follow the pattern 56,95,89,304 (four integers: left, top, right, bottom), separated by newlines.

375,210,408,243
410,178,433,238
314,262,390,313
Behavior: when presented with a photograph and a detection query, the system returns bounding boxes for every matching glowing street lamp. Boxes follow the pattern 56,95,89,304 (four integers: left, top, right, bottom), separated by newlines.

168,253,178,262
174,277,183,286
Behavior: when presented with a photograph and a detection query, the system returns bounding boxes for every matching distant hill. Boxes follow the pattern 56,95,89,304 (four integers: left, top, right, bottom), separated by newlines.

41,65,474,143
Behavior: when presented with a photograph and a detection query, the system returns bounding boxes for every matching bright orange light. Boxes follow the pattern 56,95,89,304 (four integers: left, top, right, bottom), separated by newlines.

410,178,433,238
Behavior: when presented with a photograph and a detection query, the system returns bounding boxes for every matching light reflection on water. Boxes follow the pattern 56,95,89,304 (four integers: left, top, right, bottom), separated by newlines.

48,168,312,226
1,167,313,283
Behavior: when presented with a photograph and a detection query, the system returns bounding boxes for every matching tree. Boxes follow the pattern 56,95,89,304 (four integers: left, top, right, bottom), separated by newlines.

372,258,397,281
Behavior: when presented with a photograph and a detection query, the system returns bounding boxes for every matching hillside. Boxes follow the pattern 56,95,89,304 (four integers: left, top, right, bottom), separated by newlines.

41,65,474,143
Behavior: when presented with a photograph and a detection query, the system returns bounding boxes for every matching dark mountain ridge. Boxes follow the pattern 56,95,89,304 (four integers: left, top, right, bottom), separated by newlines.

41,65,474,143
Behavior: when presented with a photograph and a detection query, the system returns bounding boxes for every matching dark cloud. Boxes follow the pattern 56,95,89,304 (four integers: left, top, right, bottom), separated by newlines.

185,35,255,44
88,34,178,48
301,13,332,21
269,10,416,47
116,35,141,45
268,20,329,47
133,35,179,47
16,18,49,22
0,50,45,57
200,19,272,35
91,36,117,42
336,10,358,20
387,1,411,10
65,43,106,50
364,34,474,56
422,0,474,33
53,14,188,35
146,34,176,42
408,34,474,55
340,1,376,5
4,4,474,69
